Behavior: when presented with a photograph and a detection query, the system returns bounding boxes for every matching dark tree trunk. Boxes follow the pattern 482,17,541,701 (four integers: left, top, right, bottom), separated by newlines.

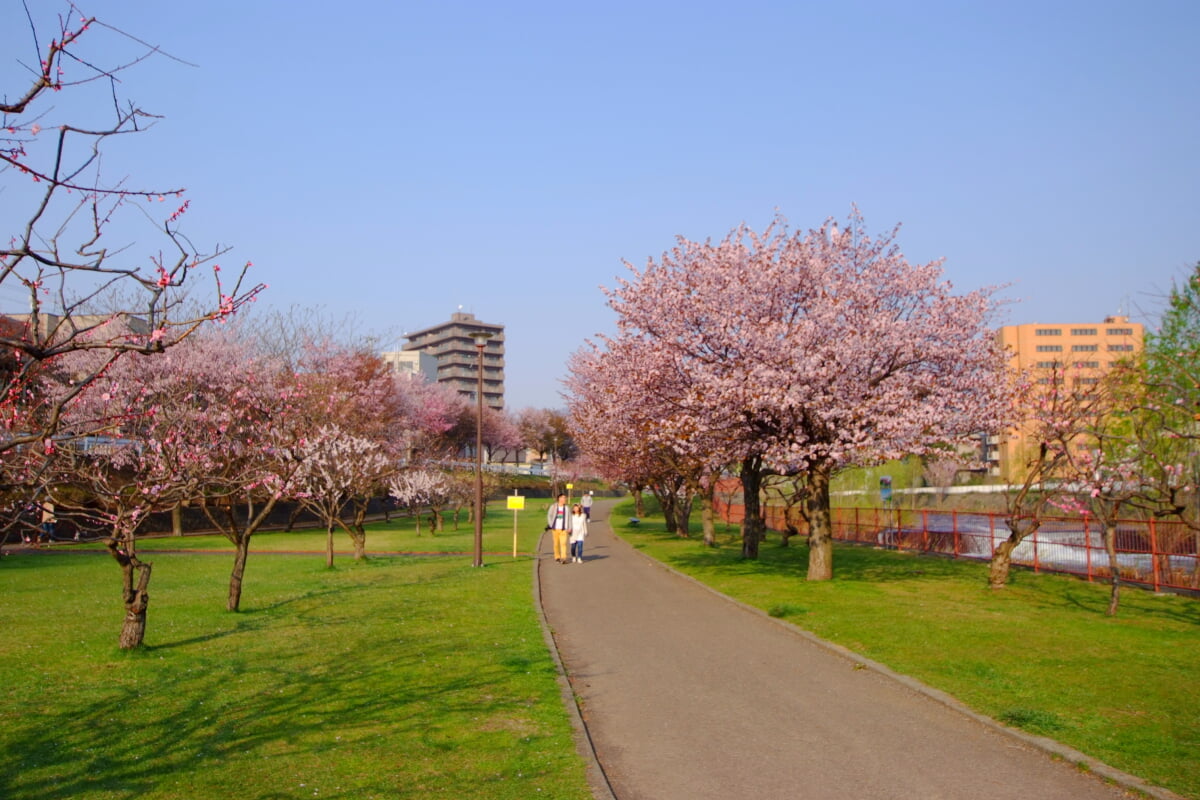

325,523,335,569
171,504,183,537
109,536,152,649
675,491,693,538
740,456,763,560
284,503,304,533
227,536,250,612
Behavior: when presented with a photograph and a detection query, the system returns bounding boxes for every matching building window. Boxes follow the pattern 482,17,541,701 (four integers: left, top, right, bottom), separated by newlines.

1070,328,1098,336
1072,344,1099,352
1074,377,1100,386
1106,327,1133,336
1108,344,1134,352
1035,360,1061,368
1036,344,1063,352
1035,328,1062,336
1073,361,1099,369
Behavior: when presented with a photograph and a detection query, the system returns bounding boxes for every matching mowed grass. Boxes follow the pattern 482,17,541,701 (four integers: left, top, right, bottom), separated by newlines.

0,502,590,800
615,500,1200,799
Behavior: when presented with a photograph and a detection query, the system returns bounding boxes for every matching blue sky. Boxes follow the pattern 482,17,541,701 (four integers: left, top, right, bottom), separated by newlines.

3,1,1197,410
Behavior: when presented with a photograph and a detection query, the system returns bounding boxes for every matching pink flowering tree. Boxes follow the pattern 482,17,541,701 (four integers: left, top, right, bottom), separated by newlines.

44,328,291,644
294,425,394,566
567,340,729,543
987,365,1105,590
389,468,453,534
599,212,1010,580
0,5,263,479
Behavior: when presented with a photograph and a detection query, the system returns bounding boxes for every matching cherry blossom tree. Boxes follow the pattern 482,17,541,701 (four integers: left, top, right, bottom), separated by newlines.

0,5,262,479
294,424,393,566
567,341,728,542
43,327,291,643
597,212,1010,580
389,468,453,534
987,365,1100,589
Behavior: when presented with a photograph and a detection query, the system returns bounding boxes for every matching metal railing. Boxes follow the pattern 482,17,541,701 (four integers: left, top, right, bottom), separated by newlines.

712,499,1200,593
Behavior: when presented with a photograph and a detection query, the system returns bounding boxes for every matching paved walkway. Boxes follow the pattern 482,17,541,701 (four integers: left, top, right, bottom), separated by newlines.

537,500,1172,800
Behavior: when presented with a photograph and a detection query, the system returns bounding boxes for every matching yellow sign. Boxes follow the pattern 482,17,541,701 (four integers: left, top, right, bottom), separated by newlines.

566,483,574,490
506,495,526,510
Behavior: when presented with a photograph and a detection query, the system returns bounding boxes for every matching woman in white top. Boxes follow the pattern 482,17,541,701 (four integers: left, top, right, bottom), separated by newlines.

569,504,589,563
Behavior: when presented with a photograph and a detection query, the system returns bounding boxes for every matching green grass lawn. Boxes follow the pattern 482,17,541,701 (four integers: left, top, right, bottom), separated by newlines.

0,501,591,800
615,500,1200,800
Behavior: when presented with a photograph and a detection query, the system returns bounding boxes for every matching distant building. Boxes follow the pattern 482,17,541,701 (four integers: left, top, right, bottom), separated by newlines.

993,315,1143,481
402,312,505,410
3,312,151,343
380,349,438,382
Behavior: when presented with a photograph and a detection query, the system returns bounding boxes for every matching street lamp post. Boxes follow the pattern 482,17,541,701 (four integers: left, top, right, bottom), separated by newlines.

469,330,494,567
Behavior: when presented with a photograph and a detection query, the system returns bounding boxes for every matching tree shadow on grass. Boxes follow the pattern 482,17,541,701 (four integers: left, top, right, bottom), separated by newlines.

0,562,566,800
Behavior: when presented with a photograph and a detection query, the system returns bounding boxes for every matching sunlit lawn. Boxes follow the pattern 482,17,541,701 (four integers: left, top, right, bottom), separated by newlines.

0,500,590,800
615,500,1200,800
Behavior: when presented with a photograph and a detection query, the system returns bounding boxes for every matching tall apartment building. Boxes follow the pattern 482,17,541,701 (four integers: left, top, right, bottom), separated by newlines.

401,312,505,410
993,315,1143,480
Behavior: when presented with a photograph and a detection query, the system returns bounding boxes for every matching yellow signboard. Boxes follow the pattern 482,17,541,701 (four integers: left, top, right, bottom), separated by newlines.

566,483,574,490
506,495,526,510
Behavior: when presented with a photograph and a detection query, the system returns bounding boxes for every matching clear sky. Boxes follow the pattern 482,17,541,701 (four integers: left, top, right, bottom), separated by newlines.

3,1,1197,410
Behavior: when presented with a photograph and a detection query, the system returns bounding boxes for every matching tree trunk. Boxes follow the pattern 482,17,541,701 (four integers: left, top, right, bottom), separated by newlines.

171,504,183,537
701,490,716,547
659,489,679,533
988,537,1018,589
633,489,645,518
805,464,833,581
284,504,304,533
227,536,251,611
1104,522,1121,616
325,523,335,569
675,491,693,538
740,456,763,560
350,504,367,561
112,542,152,649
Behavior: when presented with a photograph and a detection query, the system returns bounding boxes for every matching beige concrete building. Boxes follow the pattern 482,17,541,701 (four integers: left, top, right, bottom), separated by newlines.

379,349,438,382
402,312,505,410
993,315,1143,480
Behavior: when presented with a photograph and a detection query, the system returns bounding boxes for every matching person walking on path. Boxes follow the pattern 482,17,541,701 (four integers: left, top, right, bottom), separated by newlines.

538,498,1138,800
581,491,593,520
569,503,588,563
546,493,571,564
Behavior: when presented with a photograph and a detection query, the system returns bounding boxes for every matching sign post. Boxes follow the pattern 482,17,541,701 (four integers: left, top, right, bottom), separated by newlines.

506,493,525,558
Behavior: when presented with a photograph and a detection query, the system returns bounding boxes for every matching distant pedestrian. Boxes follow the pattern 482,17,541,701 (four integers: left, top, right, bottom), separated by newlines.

569,503,588,563
547,493,571,564
39,502,56,543
581,491,593,520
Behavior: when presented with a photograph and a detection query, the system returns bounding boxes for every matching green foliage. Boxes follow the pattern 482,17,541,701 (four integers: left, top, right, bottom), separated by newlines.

611,499,1200,799
0,513,590,799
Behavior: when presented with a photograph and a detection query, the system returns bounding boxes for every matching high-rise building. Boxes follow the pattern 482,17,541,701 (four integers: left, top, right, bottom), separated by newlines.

402,312,505,410
993,315,1143,480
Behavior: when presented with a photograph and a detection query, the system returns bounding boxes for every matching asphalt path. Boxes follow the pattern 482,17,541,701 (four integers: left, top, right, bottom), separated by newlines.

537,500,1172,800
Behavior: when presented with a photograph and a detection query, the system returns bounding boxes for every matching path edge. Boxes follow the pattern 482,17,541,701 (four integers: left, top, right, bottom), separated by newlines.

532,530,619,800
615,531,1185,800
